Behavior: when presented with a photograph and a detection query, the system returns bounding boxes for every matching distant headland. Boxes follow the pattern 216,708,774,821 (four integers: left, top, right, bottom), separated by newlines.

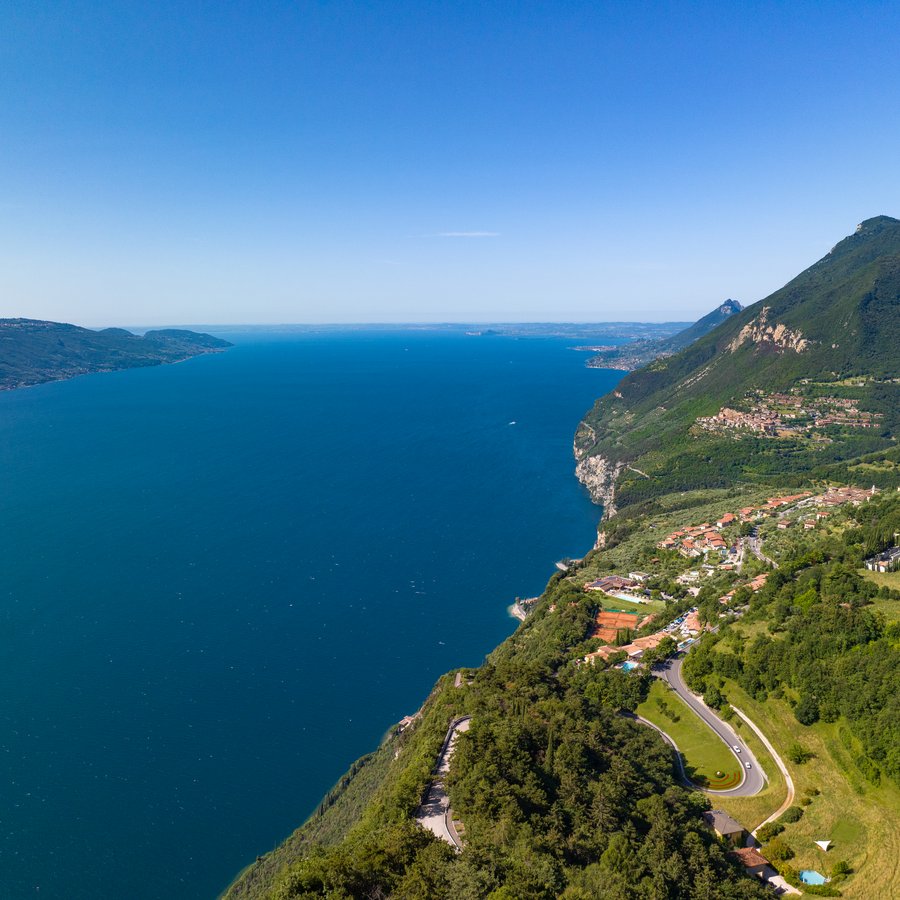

0,318,232,391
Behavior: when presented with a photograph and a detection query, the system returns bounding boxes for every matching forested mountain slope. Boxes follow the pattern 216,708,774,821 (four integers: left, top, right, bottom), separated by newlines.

224,218,900,900
575,216,900,515
0,318,231,389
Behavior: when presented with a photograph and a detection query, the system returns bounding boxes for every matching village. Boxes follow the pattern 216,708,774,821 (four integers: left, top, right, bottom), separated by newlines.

574,484,880,668
695,389,883,439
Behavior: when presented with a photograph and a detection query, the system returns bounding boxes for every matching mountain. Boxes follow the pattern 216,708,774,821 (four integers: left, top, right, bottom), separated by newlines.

586,299,743,371
659,298,744,351
223,218,900,900
0,319,232,390
575,216,900,515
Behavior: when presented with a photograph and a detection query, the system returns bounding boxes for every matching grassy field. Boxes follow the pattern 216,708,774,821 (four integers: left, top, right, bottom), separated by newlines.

721,686,900,900
858,570,900,623
714,698,787,831
858,568,900,590
595,593,667,617
636,679,743,788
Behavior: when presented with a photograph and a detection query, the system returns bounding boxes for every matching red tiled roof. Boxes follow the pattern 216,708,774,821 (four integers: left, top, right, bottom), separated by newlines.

730,847,769,868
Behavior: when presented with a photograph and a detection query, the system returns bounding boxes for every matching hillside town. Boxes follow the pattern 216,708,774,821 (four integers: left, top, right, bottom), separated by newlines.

695,389,883,439
572,484,879,668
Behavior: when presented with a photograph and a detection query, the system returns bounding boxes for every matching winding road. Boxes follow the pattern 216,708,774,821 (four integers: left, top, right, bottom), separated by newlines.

651,657,765,797
414,716,471,850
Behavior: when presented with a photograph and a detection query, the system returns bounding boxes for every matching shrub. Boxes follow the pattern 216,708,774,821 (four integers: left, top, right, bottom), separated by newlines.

803,885,843,897
831,860,852,877
795,694,820,725
779,806,804,824
787,742,815,764
765,837,795,862
756,822,784,842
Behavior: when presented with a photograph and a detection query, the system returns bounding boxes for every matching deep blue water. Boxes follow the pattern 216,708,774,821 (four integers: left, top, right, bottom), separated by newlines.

0,330,622,899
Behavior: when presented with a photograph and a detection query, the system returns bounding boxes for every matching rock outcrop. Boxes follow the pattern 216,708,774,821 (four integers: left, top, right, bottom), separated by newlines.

727,306,811,354
575,454,623,517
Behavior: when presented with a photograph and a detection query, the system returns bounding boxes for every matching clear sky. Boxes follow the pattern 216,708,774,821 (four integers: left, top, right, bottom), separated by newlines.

1,1,898,326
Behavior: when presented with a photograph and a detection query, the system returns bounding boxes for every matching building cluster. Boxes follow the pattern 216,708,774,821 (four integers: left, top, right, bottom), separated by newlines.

804,485,875,508
657,523,730,558
759,486,876,532
865,547,900,574
584,606,704,665
583,572,651,603
695,390,882,438
738,492,812,521
718,573,768,606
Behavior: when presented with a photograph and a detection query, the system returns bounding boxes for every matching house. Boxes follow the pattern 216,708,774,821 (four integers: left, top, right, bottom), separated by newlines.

716,513,737,528
702,809,746,845
621,632,667,659
730,848,802,895
628,571,650,583
777,521,790,530
682,610,703,634
583,645,619,664
729,847,772,879
585,575,635,593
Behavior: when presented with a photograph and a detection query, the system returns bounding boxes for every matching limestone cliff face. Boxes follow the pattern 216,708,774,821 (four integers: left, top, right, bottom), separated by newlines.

574,453,623,517
727,306,811,354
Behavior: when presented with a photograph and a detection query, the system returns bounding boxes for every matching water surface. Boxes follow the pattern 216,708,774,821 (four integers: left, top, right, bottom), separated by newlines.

0,330,622,898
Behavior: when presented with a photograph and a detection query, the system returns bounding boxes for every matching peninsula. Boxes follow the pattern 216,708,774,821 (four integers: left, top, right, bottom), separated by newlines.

0,318,231,391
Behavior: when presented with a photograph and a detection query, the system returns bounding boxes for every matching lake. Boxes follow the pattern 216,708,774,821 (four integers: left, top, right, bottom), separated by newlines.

0,329,623,898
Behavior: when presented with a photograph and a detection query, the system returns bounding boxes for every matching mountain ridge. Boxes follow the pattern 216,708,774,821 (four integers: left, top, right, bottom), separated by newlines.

575,216,900,515
0,318,232,390
585,299,742,371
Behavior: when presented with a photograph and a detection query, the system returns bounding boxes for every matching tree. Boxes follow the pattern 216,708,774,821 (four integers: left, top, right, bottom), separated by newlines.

703,683,726,710
764,837,795,862
794,694,820,726
787,743,815,764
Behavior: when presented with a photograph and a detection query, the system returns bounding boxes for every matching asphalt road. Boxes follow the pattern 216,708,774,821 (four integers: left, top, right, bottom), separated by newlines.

654,657,765,797
746,527,778,568
414,716,472,849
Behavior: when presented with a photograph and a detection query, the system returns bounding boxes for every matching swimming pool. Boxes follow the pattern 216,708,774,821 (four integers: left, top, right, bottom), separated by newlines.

799,870,827,885
621,661,638,672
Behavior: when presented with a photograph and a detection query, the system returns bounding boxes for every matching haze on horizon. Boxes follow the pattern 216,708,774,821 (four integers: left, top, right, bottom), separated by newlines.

1,1,898,327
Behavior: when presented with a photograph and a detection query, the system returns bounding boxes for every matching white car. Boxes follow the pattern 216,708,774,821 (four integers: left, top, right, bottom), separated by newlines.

733,745,741,753
745,762,752,769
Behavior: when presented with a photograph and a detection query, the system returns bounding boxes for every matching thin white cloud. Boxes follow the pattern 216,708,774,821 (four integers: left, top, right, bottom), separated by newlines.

435,231,500,238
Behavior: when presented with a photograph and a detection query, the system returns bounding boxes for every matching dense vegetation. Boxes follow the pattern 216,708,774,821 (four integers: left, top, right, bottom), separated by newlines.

0,318,231,389
683,494,900,787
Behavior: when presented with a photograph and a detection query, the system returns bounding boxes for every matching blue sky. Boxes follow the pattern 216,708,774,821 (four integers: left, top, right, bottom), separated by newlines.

1,1,898,325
